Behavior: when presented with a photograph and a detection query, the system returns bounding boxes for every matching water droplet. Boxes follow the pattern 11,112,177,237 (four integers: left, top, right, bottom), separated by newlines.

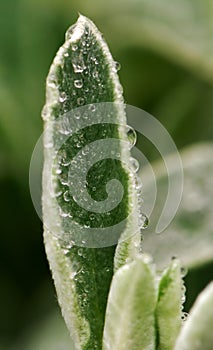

93,71,99,79
47,79,57,89
113,61,121,72
74,79,83,89
65,24,77,41
72,44,78,52
72,55,86,73
58,116,72,135
64,52,69,57
59,207,70,217
78,248,84,257
77,97,84,106
63,190,71,202
55,168,62,175
181,312,189,322
130,157,140,172
90,214,95,221
92,187,96,191
88,104,96,112
135,176,143,190
181,266,188,277
57,149,66,163
59,173,69,186
54,189,62,197
59,91,67,103
139,213,149,229
126,125,137,148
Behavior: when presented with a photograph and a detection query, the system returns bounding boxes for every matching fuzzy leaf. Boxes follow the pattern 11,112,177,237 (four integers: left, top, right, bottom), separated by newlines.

156,258,184,350
103,255,157,350
174,281,213,350
42,15,139,350
142,143,213,269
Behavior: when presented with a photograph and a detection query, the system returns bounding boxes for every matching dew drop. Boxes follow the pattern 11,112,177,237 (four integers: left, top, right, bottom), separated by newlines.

88,104,96,112
139,213,149,229
59,173,69,186
181,312,189,322
113,61,121,72
55,168,62,175
74,79,83,89
72,44,78,52
126,125,137,148
64,52,69,58
72,56,86,73
59,91,67,103
47,80,57,89
135,176,143,190
130,157,140,172
181,266,188,277
77,97,85,106
59,207,70,218
89,214,95,221
78,248,84,257
92,71,99,79
58,116,72,135
63,190,71,202
54,189,62,198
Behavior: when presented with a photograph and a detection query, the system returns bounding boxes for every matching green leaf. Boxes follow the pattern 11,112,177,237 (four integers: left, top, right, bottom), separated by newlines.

77,0,213,82
142,142,213,270
156,258,184,350
42,15,140,349
174,282,213,350
103,255,157,350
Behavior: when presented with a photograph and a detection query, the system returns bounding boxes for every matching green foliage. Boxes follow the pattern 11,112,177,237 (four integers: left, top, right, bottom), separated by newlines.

142,143,213,270
0,1,213,348
175,282,213,350
103,256,157,350
42,15,140,349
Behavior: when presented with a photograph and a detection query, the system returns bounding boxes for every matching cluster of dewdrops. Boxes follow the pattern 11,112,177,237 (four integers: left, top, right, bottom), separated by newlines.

44,24,149,256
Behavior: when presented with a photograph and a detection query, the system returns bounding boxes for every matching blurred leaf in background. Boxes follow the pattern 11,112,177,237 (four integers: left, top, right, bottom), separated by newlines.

0,0,212,348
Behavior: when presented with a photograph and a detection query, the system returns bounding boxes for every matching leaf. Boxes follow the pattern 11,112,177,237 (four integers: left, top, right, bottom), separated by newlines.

42,15,140,349
156,258,184,350
174,281,213,350
103,255,157,350
141,142,213,270
77,0,213,83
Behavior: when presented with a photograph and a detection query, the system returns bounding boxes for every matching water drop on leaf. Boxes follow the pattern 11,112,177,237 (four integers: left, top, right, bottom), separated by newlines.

126,125,137,148
74,79,83,88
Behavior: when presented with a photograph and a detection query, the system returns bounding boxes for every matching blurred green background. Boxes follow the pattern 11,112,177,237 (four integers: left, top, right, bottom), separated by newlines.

0,0,213,348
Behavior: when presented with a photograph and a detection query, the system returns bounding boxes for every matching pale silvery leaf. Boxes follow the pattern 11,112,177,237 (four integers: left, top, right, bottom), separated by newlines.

103,255,157,350
141,143,213,269
174,281,213,350
156,258,185,350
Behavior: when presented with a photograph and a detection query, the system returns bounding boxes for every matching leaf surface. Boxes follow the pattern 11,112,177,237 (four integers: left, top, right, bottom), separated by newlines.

103,256,157,350
42,15,139,349
174,282,213,350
